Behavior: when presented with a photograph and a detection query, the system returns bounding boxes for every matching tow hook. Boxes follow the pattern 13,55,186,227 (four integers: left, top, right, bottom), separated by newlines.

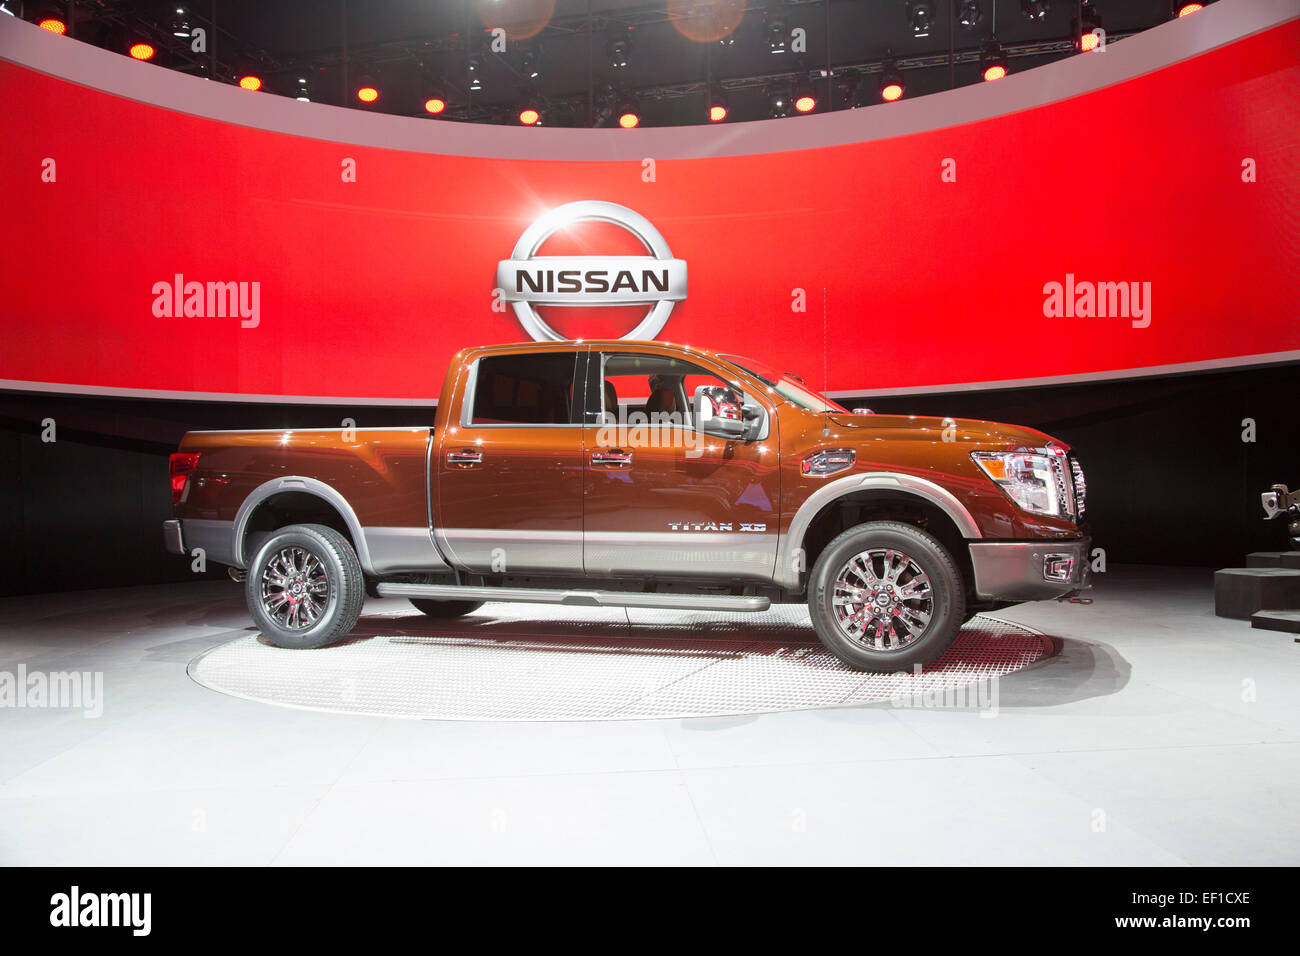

1057,590,1092,605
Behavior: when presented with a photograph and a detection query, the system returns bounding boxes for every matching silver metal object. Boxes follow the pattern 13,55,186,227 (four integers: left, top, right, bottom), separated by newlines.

377,581,769,612
260,546,330,630
590,449,633,466
831,548,933,650
162,519,184,555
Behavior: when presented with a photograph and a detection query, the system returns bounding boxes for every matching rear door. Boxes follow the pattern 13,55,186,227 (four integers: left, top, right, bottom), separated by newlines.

582,348,780,582
435,348,586,574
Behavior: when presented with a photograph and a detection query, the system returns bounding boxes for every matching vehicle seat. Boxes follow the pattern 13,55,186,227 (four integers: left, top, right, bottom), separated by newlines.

604,380,618,422
644,388,677,417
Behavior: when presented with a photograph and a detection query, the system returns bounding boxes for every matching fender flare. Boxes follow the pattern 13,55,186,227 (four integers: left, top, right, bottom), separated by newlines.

774,472,981,590
231,476,375,574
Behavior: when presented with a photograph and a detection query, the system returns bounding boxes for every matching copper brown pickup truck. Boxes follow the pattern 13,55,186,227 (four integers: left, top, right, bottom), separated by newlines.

164,340,1090,671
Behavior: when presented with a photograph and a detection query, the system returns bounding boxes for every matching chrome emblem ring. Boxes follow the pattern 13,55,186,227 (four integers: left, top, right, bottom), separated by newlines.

496,200,687,342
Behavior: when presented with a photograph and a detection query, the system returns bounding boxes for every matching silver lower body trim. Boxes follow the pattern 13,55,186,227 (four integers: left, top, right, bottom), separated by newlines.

376,582,771,612
363,526,448,573
584,530,777,581
162,519,184,555
181,518,237,566
969,537,1092,601
437,528,583,575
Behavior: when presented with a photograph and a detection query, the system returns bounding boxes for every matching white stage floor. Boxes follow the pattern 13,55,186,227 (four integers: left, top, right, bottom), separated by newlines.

1,565,1296,866
188,608,1056,721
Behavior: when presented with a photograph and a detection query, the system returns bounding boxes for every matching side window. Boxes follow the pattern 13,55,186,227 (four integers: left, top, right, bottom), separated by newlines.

599,353,739,427
468,352,578,425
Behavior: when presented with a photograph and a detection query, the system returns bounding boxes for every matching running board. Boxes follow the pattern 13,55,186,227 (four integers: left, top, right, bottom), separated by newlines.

375,582,771,613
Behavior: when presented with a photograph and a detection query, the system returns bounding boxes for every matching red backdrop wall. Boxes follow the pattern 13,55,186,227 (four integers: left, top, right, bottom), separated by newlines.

1,16,1297,402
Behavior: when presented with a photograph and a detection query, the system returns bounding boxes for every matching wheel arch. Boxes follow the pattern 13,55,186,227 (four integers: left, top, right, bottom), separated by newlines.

233,477,373,574
776,473,980,593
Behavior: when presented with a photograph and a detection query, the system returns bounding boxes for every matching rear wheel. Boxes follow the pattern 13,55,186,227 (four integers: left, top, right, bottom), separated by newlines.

808,520,965,671
409,599,484,618
245,523,365,649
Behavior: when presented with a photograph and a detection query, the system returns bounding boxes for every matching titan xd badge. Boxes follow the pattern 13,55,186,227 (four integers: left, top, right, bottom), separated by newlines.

496,200,688,342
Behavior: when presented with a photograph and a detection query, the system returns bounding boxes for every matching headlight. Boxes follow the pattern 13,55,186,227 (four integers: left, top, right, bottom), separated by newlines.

972,448,1074,518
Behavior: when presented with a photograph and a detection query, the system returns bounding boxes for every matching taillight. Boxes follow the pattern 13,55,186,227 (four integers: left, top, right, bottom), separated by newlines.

170,453,200,504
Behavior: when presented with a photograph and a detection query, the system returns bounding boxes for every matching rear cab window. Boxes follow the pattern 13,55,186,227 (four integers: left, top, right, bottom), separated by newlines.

465,352,581,425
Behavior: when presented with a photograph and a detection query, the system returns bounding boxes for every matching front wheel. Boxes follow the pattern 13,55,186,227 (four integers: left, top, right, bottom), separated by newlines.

808,521,965,671
245,523,365,649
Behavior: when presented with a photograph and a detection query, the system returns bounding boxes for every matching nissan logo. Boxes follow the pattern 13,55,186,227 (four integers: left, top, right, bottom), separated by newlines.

496,200,687,342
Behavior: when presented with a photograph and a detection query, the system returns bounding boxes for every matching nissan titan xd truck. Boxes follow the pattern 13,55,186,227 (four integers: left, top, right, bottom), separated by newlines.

164,340,1090,671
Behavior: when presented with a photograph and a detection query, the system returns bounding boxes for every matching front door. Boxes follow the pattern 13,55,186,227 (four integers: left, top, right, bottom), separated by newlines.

436,348,586,575
582,348,780,583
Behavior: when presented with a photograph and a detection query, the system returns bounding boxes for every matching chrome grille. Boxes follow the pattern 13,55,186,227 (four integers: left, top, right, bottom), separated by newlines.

1070,456,1087,518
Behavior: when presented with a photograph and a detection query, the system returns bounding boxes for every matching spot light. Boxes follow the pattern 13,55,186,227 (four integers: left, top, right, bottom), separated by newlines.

617,97,640,128
1075,3,1103,52
981,42,1008,81
608,37,630,70
907,2,935,38
354,76,379,103
522,47,541,79
880,64,905,102
708,86,728,122
170,7,191,39
765,16,788,54
957,0,983,29
793,81,817,113
1021,0,1050,20
767,86,791,118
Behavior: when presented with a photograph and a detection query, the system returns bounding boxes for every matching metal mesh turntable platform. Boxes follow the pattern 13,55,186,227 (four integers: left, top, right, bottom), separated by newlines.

187,604,1056,721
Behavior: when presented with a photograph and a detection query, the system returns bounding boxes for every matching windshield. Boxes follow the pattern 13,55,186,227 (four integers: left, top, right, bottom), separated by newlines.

718,354,848,414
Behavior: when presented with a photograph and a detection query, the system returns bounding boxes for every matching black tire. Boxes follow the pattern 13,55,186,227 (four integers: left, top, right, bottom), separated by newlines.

245,523,365,649
409,599,484,618
808,520,965,671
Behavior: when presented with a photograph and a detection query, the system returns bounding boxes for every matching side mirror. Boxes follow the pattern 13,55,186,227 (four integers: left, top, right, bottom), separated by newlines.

694,385,745,439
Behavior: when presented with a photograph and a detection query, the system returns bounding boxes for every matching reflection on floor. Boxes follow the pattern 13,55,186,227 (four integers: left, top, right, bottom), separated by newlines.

0,565,1296,866
188,610,1056,721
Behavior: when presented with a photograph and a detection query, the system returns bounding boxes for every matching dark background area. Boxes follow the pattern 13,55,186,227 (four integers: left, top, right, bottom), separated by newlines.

1,361,1294,598
13,0,1190,126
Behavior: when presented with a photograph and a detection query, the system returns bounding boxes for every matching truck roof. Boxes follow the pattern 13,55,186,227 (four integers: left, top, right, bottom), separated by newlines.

465,339,724,361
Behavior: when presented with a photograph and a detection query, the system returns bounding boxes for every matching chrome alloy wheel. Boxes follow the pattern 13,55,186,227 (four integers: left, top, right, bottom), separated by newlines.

831,548,934,651
260,546,331,630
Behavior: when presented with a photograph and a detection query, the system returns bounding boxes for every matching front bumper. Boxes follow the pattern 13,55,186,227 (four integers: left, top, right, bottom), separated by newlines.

968,537,1092,602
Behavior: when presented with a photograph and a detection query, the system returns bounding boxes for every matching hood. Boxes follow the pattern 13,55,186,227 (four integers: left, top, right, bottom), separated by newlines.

826,412,1066,452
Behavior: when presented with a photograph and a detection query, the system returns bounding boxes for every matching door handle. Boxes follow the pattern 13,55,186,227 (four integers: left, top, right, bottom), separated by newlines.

446,448,483,466
591,449,633,467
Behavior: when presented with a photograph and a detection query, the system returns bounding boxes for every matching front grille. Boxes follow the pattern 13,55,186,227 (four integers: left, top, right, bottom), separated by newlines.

1070,456,1087,518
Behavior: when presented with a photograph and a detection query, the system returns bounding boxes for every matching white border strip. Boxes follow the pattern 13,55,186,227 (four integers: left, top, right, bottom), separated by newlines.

0,378,440,406
1,0,1295,161
826,350,1300,399
2,350,1295,406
